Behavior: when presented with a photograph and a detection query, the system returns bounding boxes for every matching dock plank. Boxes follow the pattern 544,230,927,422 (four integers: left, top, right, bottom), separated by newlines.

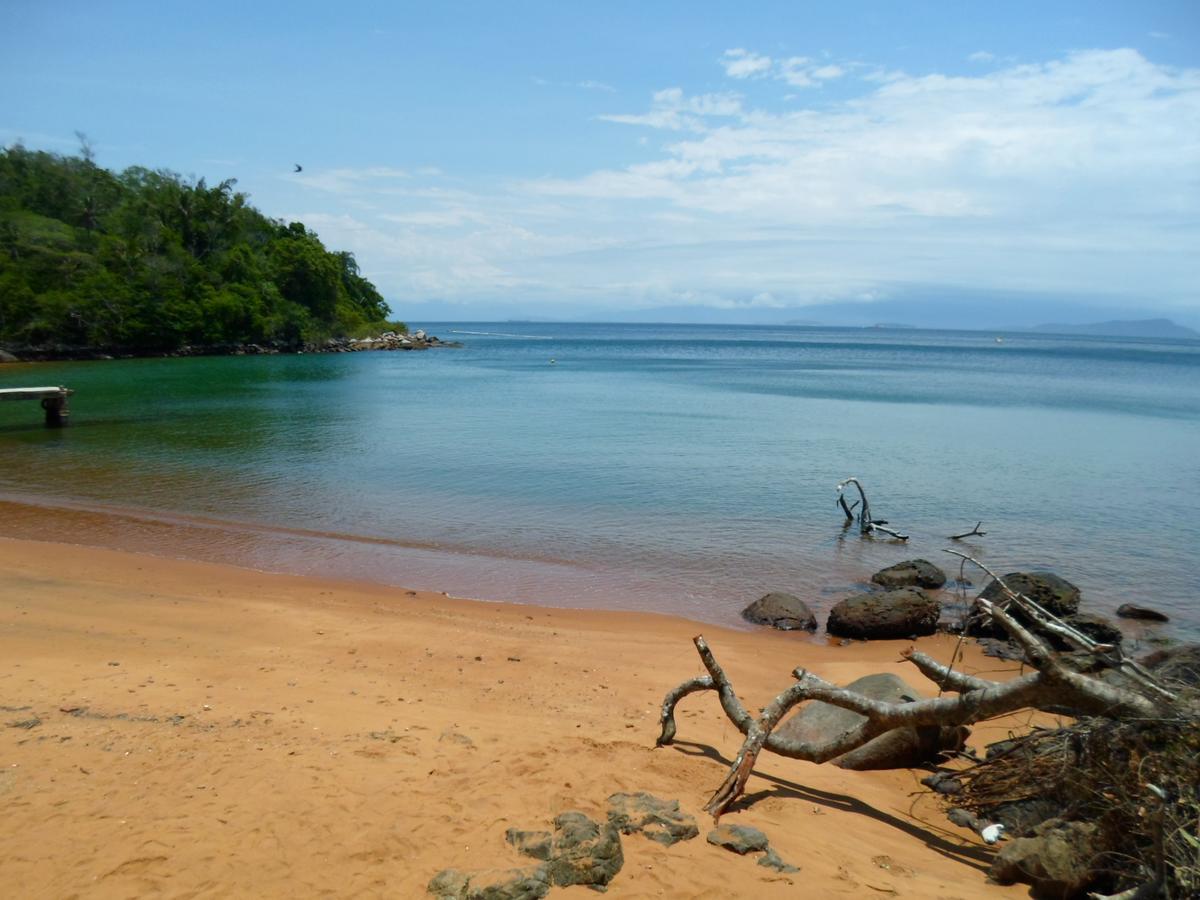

0,387,74,401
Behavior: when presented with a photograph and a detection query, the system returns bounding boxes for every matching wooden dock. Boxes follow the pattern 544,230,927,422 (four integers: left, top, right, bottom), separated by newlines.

0,386,74,426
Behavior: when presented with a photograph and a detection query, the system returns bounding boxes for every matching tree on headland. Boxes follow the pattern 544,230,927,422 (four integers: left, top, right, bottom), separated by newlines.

0,143,400,353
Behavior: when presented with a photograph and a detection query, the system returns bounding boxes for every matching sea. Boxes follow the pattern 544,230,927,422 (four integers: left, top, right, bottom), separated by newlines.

2,323,1198,641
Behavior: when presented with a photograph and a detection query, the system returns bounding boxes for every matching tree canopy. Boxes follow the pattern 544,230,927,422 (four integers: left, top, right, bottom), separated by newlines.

0,143,397,352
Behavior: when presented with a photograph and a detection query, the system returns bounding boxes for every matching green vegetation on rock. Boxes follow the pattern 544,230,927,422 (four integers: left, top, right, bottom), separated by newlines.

0,143,399,353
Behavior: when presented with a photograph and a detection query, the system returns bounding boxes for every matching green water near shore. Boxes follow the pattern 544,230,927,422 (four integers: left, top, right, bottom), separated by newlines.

2,323,1198,638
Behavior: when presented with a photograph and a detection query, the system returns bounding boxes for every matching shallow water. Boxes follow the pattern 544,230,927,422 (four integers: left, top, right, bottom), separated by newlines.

2,323,1198,639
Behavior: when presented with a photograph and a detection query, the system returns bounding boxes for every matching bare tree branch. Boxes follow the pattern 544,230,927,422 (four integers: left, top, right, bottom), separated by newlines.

660,545,1176,819
837,477,909,540
943,549,1176,704
949,522,987,540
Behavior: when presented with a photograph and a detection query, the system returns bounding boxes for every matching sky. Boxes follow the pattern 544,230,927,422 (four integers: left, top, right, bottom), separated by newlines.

2,1,1198,327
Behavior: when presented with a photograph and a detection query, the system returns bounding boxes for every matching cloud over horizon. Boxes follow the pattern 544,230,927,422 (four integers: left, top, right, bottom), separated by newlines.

288,47,1200,324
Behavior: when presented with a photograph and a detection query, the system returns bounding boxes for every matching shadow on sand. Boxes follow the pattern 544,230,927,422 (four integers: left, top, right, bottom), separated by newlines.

667,739,995,873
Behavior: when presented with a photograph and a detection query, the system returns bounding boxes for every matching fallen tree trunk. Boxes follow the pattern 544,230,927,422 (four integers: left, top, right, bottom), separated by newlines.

656,555,1176,822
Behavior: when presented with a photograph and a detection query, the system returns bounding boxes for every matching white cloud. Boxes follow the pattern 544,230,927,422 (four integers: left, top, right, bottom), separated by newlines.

293,166,411,194
778,57,814,87
599,88,742,131
716,48,860,90
968,51,996,63
721,48,773,79
282,49,1200,315
811,64,845,80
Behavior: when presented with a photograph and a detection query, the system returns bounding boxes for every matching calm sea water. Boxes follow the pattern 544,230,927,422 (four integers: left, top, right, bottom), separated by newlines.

2,323,1198,639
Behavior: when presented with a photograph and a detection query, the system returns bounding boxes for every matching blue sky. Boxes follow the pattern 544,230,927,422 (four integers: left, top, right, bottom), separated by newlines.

2,1,1198,326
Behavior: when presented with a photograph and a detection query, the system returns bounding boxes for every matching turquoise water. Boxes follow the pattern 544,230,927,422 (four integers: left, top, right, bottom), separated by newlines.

2,323,1198,638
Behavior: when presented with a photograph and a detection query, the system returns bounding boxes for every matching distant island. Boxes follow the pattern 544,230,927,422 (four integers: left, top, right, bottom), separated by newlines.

0,144,403,359
1028,318,1199,340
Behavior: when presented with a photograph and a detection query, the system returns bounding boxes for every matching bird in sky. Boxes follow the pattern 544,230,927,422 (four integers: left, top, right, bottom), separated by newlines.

293,164,303,173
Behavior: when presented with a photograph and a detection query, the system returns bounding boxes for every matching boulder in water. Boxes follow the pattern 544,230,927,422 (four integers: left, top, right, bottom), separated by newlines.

1116,603,1169,622
827,588,939,639
871,559,947,590
966,572,1081,638
741,592,817,632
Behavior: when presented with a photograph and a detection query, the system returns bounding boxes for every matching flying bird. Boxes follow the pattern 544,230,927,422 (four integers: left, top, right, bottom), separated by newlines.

293,164,303,173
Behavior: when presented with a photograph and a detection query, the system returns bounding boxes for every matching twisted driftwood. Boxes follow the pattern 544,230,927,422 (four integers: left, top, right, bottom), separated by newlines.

657,554,1176,822
837,477,908,540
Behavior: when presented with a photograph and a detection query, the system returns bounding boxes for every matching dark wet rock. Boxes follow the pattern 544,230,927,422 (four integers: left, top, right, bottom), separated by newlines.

987,799,1063,838
427,866,550,900
776,672,968,770
826,588,940,640
741,592,817,632
1057,650,1110,675
989,818,1102,897
706,824,770,855
871,559,947,590
545,811,623,889
1063,613,1123,647
606,792,698,847
757,847,799,873
977,638,1026,662
966,572,1081,638
1116,603,1169,622
320,331,461,354
1141,642,1200,687
947,807,985,831
505,829,552,861
921,772,963,795
981,572,1081,616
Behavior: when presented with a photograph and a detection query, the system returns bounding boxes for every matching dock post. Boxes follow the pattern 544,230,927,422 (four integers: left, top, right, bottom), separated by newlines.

41,394,69,427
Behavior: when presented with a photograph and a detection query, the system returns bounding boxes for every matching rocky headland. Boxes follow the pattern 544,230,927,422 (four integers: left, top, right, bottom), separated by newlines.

0,329,462,362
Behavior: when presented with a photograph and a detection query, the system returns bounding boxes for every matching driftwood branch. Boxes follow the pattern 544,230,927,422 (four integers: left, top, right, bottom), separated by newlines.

836,477,908,541
943,550,1176,705
949,522,987,540
658,554,1177,821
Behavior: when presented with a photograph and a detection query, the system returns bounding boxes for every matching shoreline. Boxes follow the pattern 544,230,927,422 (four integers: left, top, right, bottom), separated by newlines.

0,330,462,363
2,491,1187,648
0,535,1037,897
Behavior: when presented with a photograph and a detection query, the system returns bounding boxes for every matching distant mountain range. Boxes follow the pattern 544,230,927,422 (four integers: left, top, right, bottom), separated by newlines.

1027,318,1199,340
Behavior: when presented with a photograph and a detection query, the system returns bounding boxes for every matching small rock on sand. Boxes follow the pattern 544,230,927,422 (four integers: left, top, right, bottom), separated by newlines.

706,824,770,855
607,792,699,846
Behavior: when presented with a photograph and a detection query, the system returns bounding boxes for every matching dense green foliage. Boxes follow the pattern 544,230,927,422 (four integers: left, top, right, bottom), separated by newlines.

0,143,396,352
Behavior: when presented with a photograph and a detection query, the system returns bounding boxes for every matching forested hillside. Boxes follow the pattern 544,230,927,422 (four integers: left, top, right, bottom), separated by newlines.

0,143,397,353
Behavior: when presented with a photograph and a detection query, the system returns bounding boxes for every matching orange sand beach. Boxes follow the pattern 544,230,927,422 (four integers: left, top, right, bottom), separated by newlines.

0,537,1041,898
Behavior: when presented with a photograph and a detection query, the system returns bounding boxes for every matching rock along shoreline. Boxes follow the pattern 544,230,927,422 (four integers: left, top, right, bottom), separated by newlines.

0,329,463,363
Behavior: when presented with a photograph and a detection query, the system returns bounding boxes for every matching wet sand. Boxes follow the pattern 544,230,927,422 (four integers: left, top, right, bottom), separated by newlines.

0,537,1039,898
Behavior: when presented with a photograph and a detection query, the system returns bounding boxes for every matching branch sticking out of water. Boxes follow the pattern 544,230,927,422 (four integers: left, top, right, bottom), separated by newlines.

836,477,908,541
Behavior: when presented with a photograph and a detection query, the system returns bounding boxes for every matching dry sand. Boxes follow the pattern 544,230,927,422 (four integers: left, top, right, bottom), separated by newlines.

0,536,1040,898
